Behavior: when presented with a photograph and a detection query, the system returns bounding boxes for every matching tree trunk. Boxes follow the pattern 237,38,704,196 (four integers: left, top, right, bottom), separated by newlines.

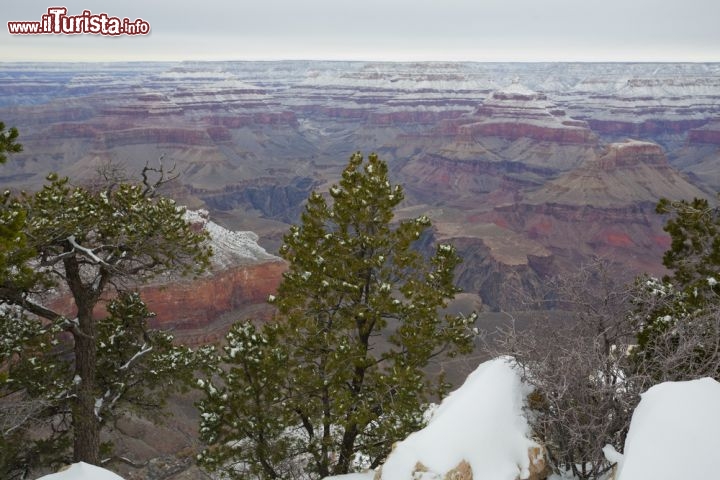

333,362,367,475
72,309,100,465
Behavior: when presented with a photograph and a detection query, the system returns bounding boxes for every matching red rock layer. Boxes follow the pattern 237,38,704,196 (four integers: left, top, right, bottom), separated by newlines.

48,260,286,345
142,261,286,331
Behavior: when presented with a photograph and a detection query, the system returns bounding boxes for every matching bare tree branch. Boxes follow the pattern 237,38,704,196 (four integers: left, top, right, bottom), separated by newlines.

140,155,179,198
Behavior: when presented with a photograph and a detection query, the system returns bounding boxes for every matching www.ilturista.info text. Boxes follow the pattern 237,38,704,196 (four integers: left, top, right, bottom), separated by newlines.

8,7,150,35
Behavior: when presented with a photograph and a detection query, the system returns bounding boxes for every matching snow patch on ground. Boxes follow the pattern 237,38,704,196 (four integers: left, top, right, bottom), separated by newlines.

36,462,126,480
376,357,537,480
611,377,720,480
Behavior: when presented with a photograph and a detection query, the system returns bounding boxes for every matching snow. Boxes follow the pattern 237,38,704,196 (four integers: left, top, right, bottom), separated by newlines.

613,139,658,149
36,462,126,480
324,473,375,480
497,82,538,98
183,209,278,268
119,343,153,371
93,397,104,419
67,235,106,265
610,377,720,480
376,357,537,480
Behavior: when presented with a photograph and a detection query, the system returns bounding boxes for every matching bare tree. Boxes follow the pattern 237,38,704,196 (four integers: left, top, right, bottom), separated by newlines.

489,259,649,480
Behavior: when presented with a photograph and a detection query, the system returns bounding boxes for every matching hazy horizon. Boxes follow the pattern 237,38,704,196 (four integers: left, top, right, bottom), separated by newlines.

4,0,720,63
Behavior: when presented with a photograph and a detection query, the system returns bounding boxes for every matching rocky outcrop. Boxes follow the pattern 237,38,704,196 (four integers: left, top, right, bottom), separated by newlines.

525,140,709,207
455,84,596,145
398,84,598,176
595,140,667,168
374,422,548,480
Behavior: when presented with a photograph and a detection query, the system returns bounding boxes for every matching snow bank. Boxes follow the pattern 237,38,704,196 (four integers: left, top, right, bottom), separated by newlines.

612,377,720,480
376,357,539,480
323,473,375,480
36,462,126,480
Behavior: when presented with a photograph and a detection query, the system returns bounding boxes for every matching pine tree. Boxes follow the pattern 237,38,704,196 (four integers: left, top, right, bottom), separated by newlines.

0,122,22,165
198,153,475,479
0,139,215,474
656,196,720,306
632,195,720,380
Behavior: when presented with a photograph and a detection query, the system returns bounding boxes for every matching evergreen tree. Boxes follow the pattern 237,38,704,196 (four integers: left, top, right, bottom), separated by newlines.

0,122,32,293
0,138,215,474
633,195,720,380
0,122,22,165
198,153,475,479
656,196,720,306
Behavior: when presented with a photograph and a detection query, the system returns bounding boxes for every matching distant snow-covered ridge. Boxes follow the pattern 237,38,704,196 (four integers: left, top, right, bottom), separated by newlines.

183,209,279,268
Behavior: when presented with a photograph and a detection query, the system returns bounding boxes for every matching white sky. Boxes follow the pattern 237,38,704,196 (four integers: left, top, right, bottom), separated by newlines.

3,0,720,62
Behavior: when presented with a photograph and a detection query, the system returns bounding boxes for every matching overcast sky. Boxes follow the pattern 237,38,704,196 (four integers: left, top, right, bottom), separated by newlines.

3,0,720,62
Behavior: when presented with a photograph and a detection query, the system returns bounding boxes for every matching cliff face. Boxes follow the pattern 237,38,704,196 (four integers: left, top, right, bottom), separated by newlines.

451,236,553,311
48,260,285,346
457,121,595,144
141,260,286,345
49,211,285,345
672,122,720,190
